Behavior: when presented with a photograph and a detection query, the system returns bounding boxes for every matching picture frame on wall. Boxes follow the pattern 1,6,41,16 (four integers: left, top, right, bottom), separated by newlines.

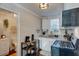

3,19,9,28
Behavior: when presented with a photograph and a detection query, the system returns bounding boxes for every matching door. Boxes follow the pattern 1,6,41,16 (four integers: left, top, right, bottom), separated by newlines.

0,8,17,56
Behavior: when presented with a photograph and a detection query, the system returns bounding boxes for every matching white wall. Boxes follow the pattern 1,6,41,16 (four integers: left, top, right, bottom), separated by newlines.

42,19,50,31
20,9,41,42
0,3,41,56
64,3,79,10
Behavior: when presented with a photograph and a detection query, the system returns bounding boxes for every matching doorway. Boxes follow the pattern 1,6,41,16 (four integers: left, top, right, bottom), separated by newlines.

0,8,17,56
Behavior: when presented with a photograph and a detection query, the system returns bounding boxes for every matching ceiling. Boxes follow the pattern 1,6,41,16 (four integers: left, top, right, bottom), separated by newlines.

19,3,64,17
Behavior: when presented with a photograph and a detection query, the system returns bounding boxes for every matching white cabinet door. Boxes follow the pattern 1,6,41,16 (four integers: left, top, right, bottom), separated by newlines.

49,41,54,52
39,38,55,52
39,39,42,49
40,38,52,52
41,39,49,51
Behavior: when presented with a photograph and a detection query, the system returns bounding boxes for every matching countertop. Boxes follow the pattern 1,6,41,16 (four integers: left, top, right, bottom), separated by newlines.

38,36,77,47
39,36,68,41
52,40,75,49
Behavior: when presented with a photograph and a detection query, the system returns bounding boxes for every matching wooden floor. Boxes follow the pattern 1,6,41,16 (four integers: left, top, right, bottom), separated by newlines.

9,53,16,56
6,50,16,56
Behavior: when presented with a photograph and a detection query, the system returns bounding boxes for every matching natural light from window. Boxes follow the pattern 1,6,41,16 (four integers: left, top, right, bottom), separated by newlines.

50,19,59,33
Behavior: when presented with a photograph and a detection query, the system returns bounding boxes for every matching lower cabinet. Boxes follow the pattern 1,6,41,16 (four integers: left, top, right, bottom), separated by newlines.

51,47,59,56
39,38,54,52
51,46,74,56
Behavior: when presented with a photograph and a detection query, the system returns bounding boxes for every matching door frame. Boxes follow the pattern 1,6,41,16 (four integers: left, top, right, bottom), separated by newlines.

0,7,20,56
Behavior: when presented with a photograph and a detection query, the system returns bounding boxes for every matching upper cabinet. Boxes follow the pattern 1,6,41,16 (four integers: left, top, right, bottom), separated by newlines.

62,8,79,27
62,9,71,27
76,8,79,26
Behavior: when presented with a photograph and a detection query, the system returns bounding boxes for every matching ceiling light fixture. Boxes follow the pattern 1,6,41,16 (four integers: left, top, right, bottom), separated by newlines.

39,3,48,9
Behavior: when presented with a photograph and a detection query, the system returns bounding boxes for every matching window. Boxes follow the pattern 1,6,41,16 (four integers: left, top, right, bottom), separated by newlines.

50,19,59,32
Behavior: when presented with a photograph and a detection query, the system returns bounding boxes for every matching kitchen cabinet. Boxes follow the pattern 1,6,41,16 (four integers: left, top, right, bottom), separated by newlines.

39,38,52,52
51,47,74,56
51,47,59,56
76,8,79,26
51,40,75,56
41,39,50,51
38,37,56,52
62,8,79,27
62,10,71,27
70,9,77,26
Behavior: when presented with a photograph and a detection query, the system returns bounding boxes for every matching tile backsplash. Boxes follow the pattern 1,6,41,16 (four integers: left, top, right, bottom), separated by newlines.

60,27,79,39
74,28,79,39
